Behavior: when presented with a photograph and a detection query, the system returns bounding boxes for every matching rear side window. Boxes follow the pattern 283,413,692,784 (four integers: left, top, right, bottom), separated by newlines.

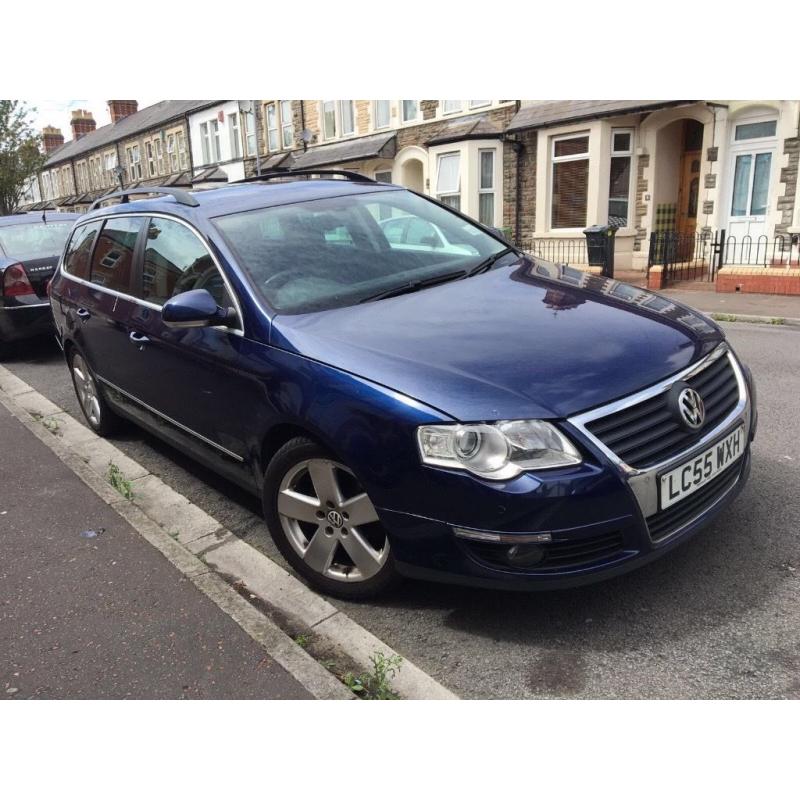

63,221,102,280
141,218,232,308
90,217,144,293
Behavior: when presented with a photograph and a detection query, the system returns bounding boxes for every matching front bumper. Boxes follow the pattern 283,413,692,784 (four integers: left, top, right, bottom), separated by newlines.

378,344,755,590
0,302,53,345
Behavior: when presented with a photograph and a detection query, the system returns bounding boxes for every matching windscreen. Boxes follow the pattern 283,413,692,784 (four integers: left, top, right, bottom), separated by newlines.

0,221,73,261
213,189,507,313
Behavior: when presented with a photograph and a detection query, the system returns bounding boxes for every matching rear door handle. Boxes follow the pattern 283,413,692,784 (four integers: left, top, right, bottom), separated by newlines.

129,331,150,346
76,307,91,320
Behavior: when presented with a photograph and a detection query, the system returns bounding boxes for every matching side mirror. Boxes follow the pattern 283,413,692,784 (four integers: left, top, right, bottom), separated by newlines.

162,289,236,329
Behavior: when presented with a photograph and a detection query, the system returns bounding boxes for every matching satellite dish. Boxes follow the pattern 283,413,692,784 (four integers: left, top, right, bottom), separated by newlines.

300,128,313,143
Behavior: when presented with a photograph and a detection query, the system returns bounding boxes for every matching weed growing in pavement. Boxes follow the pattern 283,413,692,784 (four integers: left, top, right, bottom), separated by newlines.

42,417,60,435
107,462,133,500
294,633,310,649
343,651,403,700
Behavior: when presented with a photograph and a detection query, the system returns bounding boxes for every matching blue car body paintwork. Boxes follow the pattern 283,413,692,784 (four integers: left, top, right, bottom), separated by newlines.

48,183,754,590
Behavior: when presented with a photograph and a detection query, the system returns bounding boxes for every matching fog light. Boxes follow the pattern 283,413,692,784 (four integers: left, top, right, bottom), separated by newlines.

505,543,546,567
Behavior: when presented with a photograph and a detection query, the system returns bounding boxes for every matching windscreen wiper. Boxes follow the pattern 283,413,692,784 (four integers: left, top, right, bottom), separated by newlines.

358,270,467,303
464,247,515,277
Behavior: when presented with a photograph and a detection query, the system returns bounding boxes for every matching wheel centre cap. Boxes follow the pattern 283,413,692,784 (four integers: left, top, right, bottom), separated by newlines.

326,510,343,528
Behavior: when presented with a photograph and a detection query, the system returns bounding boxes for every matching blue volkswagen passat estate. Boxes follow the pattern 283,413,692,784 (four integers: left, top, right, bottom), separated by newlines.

49,174,756,599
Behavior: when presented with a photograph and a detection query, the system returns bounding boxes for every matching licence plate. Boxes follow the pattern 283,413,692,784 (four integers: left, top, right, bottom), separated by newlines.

659,426,745,510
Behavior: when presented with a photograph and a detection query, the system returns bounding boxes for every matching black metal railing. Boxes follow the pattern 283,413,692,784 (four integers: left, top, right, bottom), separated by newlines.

721,234,798,267
529,238,588,265
648,230,715,283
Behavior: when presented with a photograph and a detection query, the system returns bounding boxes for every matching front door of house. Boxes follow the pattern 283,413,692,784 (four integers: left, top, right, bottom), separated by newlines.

726,115,778,242
676,149,700,259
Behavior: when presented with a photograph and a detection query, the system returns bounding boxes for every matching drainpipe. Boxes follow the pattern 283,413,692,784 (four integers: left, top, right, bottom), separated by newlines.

300,100,308,152
509,100,524,248
184,111,195,177
253,100,261,175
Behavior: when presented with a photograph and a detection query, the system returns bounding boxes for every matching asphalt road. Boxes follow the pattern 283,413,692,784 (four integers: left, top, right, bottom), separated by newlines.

3,322,799,699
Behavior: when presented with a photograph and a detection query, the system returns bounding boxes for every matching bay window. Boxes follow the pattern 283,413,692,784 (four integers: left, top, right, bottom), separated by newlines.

442,100,462,114
401,100,419,123
339,100,355,136
374,100,391,129
146,141,156,177
436,152,461,210
478,149,495,225
469,100,491,109
210,120,221,162
154,138,164,174
608,129,633,226
550,134,589,229
126,145,142,180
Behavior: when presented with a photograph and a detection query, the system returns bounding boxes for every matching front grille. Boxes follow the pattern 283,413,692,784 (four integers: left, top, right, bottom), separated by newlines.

465,530,626,572
585,353,740,468
646,460,742,541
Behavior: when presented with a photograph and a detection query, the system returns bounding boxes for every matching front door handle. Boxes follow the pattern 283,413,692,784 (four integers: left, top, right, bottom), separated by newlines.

129,331,150,347
76,307,91,320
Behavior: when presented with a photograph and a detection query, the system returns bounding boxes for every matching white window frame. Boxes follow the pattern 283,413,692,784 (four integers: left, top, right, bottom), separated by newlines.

126,145,142,181
401,100,420,124
167,134,178,171
435,151,461,209
339,100,355,136
608,127,634,228
280,100,294,148
229,112,242,160
265,102,279,152
442,100,462,115
478,148,496,226
177,131,188,169
549,132,590,231
243,111,257,157
104,151,117,184
373,100,391,130
322,100,337,140
210,119,221,162
469,100,491,109
199,122,211,165
146,140,156,177
154,137,164,174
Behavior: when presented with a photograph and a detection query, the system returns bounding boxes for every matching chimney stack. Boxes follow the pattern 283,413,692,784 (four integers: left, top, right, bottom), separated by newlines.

42,126,65,154
70,109,96,140
108,100,138,124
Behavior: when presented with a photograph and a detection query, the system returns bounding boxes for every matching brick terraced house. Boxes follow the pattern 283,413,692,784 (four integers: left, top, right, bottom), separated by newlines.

24,99,800,292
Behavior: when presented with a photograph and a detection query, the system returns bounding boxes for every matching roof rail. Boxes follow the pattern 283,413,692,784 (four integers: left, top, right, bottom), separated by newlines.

237,169,376,184
89,186,199,212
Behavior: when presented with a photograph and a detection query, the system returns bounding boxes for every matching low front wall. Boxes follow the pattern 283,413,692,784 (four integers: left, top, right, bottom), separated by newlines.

716,267,800,295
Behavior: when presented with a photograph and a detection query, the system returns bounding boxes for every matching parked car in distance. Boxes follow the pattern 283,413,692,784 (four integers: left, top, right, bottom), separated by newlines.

0,213,80,358
379,214,478,255
49,174,756,599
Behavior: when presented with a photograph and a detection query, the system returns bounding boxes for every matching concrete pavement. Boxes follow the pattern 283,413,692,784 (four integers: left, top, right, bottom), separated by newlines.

0,401,311,699
659,287,800,323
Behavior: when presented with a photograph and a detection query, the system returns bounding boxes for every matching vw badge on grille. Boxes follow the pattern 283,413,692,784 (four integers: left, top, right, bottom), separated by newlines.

677,387,705,430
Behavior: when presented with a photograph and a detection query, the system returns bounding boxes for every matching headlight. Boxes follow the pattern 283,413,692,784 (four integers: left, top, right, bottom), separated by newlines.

417,420,582,479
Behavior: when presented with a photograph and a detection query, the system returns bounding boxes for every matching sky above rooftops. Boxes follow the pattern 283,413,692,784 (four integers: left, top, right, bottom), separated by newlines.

25,99,160,139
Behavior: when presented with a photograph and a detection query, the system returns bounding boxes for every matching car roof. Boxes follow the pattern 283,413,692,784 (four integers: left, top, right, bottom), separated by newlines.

78,179,404,224
0,213,81,227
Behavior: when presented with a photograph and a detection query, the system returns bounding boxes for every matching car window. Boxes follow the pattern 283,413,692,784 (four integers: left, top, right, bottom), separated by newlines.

213,189,507,314
63,221,102,280
141,217,232,308
0,221,73,261
90,217,144,294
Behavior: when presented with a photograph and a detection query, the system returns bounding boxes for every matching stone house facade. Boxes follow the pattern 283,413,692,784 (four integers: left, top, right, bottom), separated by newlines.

26,99,800,276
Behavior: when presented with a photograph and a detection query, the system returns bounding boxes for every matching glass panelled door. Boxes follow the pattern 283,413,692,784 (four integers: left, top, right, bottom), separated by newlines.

726,116,777,241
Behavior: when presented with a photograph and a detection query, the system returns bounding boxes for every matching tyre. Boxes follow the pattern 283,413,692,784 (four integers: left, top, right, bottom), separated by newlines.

263,436,399,599
68,348,121,436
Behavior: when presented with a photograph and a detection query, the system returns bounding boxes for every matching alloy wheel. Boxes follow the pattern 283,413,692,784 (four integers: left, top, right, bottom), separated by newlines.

72,353,102,428
277,458,389,582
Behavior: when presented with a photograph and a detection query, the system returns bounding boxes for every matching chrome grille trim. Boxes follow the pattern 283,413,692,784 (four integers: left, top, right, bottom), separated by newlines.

567,343,750,520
